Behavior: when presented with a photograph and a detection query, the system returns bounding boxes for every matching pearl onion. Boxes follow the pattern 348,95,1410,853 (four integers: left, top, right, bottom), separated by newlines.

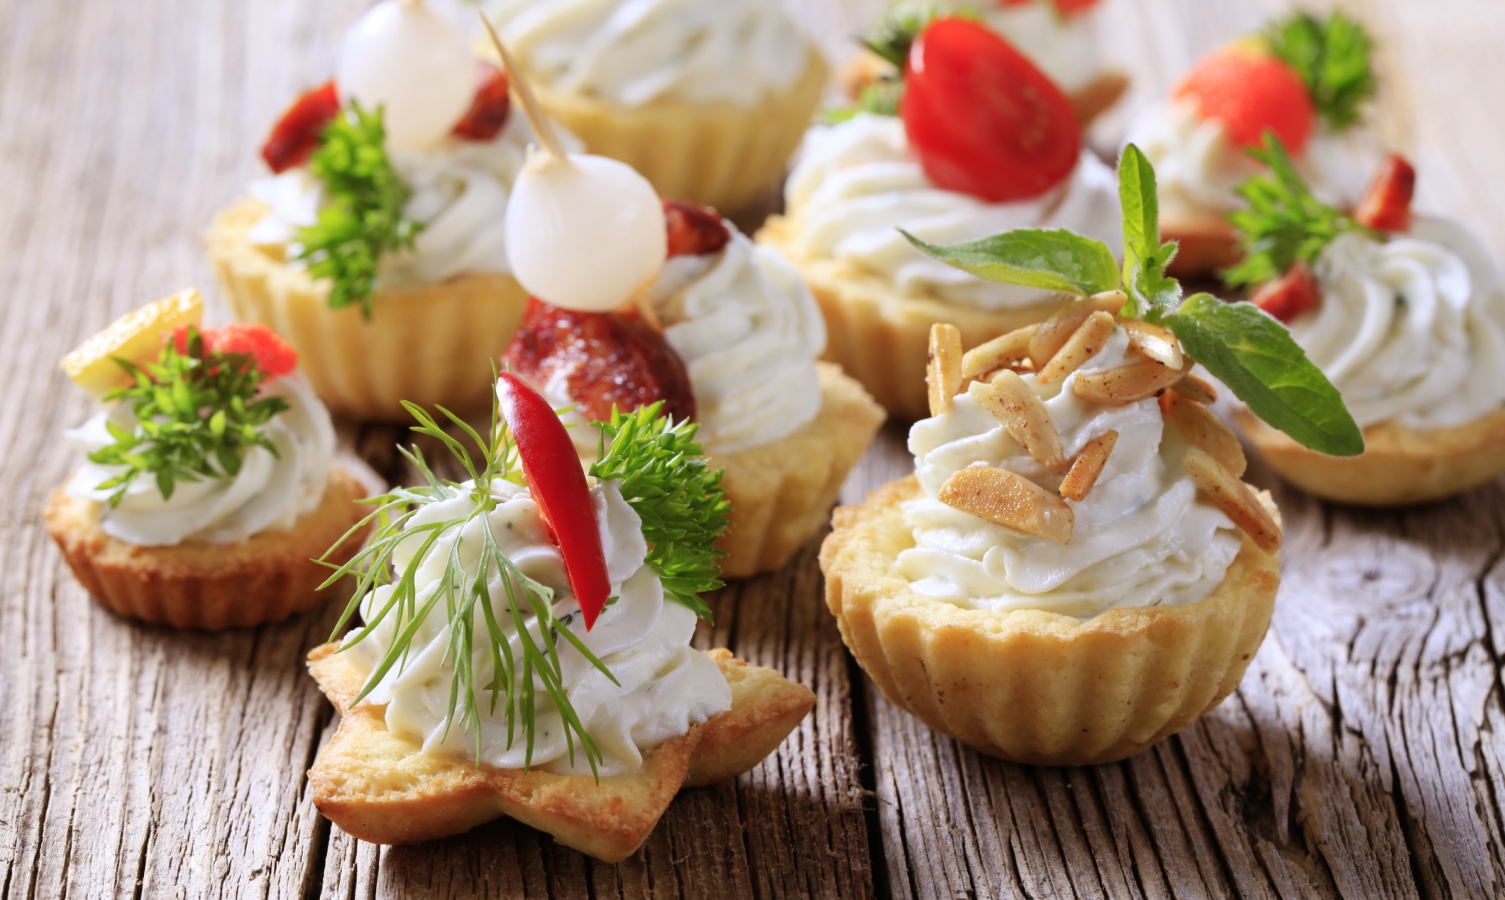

336,0,474,152
506,151,667,312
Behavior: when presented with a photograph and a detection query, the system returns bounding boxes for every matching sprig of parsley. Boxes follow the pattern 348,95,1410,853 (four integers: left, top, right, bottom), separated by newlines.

89,327,290,505
1265,11,1376,131
1222,134,1374,288
297,101,422,318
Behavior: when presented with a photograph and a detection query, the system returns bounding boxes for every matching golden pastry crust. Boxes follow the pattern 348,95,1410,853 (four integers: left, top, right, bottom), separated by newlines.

710,363,885,578
819,476,1280,766
306,643,815,860
1235,407,1505,506
1162,211,1241,279
758,216,1067,421
45,466,371,630
205,198,529,422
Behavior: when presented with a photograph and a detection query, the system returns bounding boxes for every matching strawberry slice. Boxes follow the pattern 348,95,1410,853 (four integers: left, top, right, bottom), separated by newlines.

1173,47,1315,154
261,81,340,174
172,323,299,378
1252,261,1320,323
1050,0,1102,16
663,199,730,259
1353,154,1416,232
451,63,511,141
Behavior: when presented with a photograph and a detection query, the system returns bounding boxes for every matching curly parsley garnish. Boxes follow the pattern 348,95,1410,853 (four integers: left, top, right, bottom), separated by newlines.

297,101,422,318
1265,11,1376,132
89,327,290,506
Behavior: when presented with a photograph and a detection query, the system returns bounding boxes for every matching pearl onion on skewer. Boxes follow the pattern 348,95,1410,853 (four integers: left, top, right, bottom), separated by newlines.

337,0,474,151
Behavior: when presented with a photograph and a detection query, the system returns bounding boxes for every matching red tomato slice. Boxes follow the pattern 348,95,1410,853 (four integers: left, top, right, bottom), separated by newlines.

261,81,339,174
451,63,511,141
901,18,1081,203
1252,260,1319,323
1353,154,1416,232
1174,48,1314,154
171,323,299,377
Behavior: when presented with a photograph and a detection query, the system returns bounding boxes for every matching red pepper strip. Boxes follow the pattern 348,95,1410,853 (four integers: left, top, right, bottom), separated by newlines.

1253,260,1320,323
451,63,512,141
497,372,611,631
262,80,340,174
1353,154,1416,233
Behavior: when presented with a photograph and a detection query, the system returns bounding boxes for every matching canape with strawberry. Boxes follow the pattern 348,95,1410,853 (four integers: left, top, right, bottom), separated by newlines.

1225,141,1505,505
1129,11,1384,277
761,14,1123,420
206,0,582,421
44,289,372,630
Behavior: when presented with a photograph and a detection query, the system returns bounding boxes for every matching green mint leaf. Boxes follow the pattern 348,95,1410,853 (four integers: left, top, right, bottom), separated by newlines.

1117,143,1181,317
1165,294,1363,456
901,228,1119,296
1266,12,1376,131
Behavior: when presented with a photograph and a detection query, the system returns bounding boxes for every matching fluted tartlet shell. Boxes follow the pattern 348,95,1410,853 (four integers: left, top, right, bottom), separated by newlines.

1235,407,1505,506
711,363,884,578
45,467,372,631
757,216,1068,422
819,477,1280,766
205,198,528,422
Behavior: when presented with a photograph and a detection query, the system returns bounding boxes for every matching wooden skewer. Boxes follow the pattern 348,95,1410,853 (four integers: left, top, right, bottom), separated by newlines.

479,12,569,162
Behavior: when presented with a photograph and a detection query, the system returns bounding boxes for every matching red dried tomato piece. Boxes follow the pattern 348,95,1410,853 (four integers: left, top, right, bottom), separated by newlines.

503,298,696,425
451,63,511,141
663,199,730,258
261,81,340,174
1253,261,1320,323
1353,154,1416,233
1173,48,1314,153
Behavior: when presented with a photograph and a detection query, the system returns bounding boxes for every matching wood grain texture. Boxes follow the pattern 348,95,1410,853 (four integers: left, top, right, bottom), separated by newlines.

3,0,1505,896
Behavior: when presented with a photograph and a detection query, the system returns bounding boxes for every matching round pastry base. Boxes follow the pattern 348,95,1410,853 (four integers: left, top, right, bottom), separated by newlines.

819,476,1280,767
205,198,529,423
758,216,1067,422
1235,407,1505,506
44,466,372,631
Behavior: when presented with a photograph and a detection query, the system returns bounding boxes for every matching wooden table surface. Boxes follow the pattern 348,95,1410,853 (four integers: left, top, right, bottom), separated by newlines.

4,0,1505,897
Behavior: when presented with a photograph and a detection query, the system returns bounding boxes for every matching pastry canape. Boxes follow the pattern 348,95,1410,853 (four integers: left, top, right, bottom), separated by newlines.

45,289,371,630
479,0,827,213
760,15,1122,421
306,373,815,860
821,147,1362,765
1225,145,1505,505
1129,12,1382,277
206,0,581,421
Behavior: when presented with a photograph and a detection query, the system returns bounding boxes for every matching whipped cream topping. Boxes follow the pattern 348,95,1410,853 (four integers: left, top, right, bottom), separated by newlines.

783,114,1123,311
1290,217,1505,430
66,375,335,547
247,112,581,288
342,479,731,776
483,0,814,108
899,329,1242,618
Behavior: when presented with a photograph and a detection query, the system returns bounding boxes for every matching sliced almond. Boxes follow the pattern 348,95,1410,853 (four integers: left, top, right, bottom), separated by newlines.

1027,291,1128,369
1160,391,1246,476
938,466,1074,543
1184,449,1282,554
1037,311,1115,385
1071,357,1184,405
1121,318,1183,370
927,323,964,417
962,325,1036,380
1059,430,1118,502
1171,372,1219,404
972,371,1066,469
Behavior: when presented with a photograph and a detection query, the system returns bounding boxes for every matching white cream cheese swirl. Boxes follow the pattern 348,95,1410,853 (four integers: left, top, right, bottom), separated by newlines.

342,478,731,776
65,375,335,546
1289,217,1505,430
247,111,581,287
483,0,814,108
899,329,1242,618
784,113,1123,311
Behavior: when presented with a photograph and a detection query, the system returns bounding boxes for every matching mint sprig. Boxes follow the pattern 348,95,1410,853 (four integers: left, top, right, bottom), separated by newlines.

1118,144,1181,317
901,229,1119,296
1266,11,1376,132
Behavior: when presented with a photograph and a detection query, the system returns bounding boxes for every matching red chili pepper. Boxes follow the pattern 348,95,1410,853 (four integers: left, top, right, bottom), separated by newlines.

451,63,512,141
1353,154,1416,233
497,372,611,630
261,80,340,173
1252,260,1320,323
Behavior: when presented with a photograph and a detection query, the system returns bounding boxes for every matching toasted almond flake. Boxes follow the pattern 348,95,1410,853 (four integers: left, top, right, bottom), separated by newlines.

1121,318,1183,370
1171,372,1219,404
938,466,1074,543
962,325,1036,380
1038,311,1115,385
927,323,964,417
1184,449,1282,554
1027,291,1127,369
1160,391,1246,476
972,371,1066,469
1059,430,1118,501
1070,357,1184,405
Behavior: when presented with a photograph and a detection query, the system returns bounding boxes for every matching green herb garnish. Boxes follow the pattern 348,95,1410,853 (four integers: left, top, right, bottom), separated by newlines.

297,101,422,318
88,327,290,505
1265,11,1376,131
824,6,978,123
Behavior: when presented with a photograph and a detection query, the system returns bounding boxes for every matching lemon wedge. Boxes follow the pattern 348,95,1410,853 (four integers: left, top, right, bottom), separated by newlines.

61,288,204,400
